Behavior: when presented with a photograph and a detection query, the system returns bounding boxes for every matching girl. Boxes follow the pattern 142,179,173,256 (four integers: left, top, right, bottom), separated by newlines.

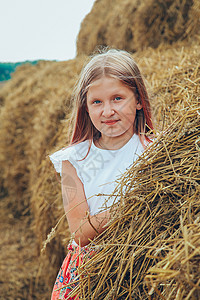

49,49,154,299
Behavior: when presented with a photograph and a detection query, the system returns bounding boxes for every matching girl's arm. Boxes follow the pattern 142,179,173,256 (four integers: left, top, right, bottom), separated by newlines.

61,160,110,247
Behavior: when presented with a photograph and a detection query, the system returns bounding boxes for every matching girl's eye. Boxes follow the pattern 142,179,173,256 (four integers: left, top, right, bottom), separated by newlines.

114,96,122,101
93,100,101,104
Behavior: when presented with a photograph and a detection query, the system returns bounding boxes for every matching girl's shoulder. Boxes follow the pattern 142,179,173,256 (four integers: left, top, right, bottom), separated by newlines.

49,140,90,176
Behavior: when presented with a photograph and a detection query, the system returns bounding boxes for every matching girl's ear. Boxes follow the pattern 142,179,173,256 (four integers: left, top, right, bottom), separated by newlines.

136,101,142,110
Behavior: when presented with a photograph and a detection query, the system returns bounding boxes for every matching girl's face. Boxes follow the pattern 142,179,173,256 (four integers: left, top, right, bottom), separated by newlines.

86,76,142,146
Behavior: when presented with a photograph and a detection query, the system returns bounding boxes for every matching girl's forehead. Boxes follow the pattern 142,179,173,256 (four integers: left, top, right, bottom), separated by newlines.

88,76,123,89
86,76,134,98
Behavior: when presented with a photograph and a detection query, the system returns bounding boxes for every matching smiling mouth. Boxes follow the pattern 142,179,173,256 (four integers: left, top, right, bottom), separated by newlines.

102,120,119,125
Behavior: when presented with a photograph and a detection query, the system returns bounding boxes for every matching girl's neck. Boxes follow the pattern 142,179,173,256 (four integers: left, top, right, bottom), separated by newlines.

95,133,134,150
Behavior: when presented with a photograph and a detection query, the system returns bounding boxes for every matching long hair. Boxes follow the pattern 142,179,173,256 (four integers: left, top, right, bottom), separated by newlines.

70,49,154,146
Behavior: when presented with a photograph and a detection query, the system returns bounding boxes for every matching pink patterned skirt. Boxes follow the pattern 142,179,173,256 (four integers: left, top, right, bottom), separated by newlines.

51,243,96,300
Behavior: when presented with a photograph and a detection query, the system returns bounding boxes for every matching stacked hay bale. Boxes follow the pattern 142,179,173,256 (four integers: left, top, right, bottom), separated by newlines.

135,39,200,129
68,104,200,299
0,57,85,216
77,0,200,56
145,220,200,299
0,57,86,299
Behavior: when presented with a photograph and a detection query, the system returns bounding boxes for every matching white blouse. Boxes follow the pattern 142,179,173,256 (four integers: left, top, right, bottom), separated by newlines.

49,134,144,215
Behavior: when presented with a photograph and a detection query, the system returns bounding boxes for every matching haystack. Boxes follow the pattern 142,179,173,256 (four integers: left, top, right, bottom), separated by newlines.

0,57,86,298
67,104,199,299
145,222,200,299
0,57,86,216
77,0,200,56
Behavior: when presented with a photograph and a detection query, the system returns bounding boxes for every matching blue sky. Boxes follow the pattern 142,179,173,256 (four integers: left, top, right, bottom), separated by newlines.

0,0,95,62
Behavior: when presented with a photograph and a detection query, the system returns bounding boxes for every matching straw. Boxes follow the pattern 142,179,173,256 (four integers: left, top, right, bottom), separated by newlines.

67,105,199,299
77,0,200,56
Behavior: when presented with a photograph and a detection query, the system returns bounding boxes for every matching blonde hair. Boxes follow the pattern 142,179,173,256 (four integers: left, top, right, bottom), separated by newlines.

70,49,153,145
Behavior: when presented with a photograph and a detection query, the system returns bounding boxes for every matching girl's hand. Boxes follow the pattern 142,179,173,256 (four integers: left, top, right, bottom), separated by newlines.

61,160,110,247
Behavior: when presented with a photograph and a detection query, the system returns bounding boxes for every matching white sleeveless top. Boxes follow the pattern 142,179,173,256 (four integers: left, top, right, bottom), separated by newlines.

49,134,144,215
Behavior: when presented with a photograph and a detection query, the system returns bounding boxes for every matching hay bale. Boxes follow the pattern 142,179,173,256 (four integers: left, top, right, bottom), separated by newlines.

29,125,71,290
0,215,51,299
68,104,199,299
0,57,85,216
145,222,200,299
77,0,200,56
135,39,200,130
0,57,87,297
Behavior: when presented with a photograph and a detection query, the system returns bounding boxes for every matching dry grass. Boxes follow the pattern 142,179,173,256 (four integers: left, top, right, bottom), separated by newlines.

68,105,200,299
77,0,200,56
0,58,86,216
0,57,86,299
0,211,49,299
135,38,200,130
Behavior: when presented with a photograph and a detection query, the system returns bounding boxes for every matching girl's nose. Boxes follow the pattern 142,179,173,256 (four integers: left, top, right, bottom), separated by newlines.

102,102,114,117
